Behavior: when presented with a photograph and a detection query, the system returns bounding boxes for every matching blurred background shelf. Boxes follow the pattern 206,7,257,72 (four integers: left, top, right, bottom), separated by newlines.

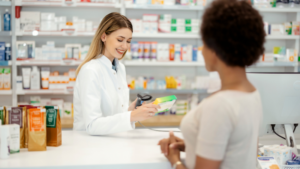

125,4,204,10
266,35,300,40
20,1,121,8
0,31,11,36
130,89,207,94
0,1,11,6
16,60,82,66
256,7,300,12
253,62,298,67
123,61,204,66
0,90,12,95
16,89,73,95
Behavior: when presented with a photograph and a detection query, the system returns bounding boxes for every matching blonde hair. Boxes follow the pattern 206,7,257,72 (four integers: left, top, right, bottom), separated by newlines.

76,12,133,76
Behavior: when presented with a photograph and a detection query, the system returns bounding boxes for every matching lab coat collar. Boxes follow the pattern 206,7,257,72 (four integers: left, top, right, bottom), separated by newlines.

99,55,119,71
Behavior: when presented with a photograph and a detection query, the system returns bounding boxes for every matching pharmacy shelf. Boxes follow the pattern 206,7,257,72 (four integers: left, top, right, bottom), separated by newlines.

256,7,300,13
20,1,121,8
0,31,11,36
133,33,200,39
16,89,73,95
266,35,300,40
16,60,81,66
123,61,204,66
0,90,12,95
16,31,95,37
125,4,204,10
252,62,298,67
0,1,11,6
16,31,299,40
130,89,207,94
0,61,12,66
16,31,200,38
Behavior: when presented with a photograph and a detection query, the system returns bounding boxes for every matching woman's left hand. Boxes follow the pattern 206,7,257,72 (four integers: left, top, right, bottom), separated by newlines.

128,99,137,111
165,131,181,166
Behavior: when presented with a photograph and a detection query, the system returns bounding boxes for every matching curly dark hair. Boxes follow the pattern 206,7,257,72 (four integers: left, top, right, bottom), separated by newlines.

201,0,265,67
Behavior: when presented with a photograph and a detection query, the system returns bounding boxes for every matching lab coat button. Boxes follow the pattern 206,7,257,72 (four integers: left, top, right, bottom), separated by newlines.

122,105,123,107
119,87,120,90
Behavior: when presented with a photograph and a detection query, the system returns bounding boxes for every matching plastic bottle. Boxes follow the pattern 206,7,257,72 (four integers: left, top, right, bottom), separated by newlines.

3,9,11,31
5,43,11,61
30,66,41,90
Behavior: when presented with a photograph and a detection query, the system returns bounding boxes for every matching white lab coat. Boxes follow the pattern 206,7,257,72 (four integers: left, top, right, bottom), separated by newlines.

73,55,135,135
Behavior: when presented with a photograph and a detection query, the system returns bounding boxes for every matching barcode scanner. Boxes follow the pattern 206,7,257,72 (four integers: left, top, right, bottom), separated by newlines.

135,93,152,108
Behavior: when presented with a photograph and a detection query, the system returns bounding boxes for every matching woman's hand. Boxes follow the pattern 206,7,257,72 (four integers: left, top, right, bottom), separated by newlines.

163,131,181,166
130,103,160,122
158,133,185,155
128,99,137,111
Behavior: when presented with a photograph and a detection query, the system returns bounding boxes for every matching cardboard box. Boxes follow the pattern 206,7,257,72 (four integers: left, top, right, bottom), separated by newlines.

20,11,41,31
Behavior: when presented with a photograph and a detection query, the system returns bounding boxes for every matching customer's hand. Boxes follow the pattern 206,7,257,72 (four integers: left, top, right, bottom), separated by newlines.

128,98,137,111
164,131,181,166
158,133,185,155
130,103,160,122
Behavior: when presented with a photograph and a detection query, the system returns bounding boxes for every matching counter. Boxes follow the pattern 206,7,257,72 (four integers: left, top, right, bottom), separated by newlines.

1,129,182,169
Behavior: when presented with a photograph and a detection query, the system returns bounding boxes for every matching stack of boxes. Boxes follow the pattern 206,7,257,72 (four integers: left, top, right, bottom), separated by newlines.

131,14,200,34
158,14,172,33
40,13,57,31
48,69,76,90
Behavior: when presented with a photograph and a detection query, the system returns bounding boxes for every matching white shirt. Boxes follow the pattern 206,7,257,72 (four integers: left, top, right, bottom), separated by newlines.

180,90,263,169
73,56,135,135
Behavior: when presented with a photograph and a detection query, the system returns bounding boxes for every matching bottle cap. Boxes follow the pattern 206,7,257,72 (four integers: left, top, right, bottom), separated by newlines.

5,43,10,47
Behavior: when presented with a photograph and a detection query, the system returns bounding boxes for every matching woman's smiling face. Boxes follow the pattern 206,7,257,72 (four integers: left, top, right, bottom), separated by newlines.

101,28,132,61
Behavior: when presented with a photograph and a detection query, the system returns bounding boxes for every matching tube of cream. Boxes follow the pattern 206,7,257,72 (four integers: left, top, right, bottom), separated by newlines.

41,67,50,89
22,68,31,90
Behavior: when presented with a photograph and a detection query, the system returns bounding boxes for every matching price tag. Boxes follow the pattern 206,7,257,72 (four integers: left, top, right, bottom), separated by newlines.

62,29,77,36
64,0,76,6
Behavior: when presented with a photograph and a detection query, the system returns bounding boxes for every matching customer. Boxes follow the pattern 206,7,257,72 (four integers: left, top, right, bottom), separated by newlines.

158,0,265,169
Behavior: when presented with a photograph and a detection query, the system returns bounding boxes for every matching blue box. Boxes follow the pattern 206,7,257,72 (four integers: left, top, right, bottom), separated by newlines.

0,42,5,61
192,46,198,62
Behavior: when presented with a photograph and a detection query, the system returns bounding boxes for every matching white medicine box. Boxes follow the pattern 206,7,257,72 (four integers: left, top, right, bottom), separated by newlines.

20,12,41,31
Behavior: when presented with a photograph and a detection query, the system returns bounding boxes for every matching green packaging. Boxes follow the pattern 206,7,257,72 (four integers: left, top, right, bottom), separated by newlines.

0,107,5,125
270,0,276,7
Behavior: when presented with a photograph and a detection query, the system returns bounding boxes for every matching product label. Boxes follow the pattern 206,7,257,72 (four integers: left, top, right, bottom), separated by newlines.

29,109,45,132
9,107,23,128
46,108,57,128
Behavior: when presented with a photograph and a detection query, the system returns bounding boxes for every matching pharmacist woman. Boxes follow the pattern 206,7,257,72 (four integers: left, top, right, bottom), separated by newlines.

158,1,265,169
73,12,160,135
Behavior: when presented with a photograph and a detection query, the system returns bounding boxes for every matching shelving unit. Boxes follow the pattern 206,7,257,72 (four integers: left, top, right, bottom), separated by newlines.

3,0,299,128
0,90,13,95
16,89,73,95
20,1,121,8
125,4,204,10
0,1,11,6
256,7,300,12
0,31,11,36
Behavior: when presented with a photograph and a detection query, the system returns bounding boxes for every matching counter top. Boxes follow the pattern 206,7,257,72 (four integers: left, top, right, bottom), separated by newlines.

1,129,182,169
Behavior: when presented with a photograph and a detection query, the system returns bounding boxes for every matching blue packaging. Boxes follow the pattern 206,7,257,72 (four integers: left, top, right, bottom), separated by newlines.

3,9,11,31
294,156,300,161
192,46,197,62
286,160,300,165
5,43,11,61
0,42,5,61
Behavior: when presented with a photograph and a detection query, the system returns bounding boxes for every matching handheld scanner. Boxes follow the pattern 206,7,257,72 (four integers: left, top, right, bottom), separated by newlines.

135,93,153,108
